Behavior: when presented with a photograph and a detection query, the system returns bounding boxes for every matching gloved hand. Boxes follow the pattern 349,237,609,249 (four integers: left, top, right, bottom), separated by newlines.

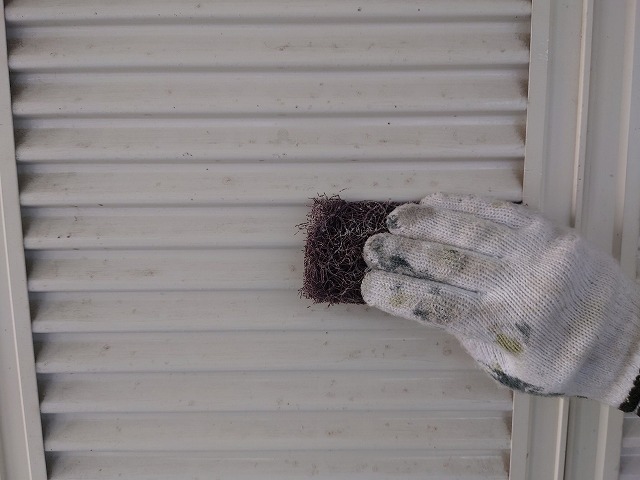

361,193,640,412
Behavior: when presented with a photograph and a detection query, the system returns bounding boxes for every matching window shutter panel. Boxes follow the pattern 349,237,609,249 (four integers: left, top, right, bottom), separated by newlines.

6,1,531,478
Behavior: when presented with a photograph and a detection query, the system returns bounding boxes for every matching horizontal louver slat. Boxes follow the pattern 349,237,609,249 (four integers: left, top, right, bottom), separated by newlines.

26,248,301,292
19,162,523,207
620,455,640,480
29,291,402,333
10,0,528,477
15,122,525,164
34,330,475,373
23,206,306,250
46,451,509,480
12,72,527,118
7,24,529,73
43,411,511,452
5,0,531,25
38,371,511,414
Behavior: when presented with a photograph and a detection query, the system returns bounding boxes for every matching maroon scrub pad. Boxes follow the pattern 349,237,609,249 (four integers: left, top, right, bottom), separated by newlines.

299,195,399,305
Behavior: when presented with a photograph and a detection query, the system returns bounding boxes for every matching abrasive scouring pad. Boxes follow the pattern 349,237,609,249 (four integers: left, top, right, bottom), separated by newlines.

298,195,399,305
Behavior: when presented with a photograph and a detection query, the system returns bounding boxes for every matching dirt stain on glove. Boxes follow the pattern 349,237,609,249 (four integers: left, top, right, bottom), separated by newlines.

515,322,532,342
442,248,468,272
389,293,410,307
490,366,563,397
495,333,523,355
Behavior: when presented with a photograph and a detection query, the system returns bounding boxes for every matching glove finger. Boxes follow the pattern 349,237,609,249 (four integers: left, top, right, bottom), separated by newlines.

361,269,479,327
420,192,535,229
386,203,519,258
363,233,500,293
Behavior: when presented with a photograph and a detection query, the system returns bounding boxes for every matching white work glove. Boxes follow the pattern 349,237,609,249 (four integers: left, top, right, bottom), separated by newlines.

361,193,640,411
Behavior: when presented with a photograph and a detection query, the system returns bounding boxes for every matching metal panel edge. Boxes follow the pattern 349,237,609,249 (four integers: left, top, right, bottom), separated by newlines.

514,0,587,478
0,3,46,479
618,0,640,282
609,1,640,480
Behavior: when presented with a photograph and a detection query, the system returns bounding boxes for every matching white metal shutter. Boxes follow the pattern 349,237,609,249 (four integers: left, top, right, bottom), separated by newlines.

6,1,530,478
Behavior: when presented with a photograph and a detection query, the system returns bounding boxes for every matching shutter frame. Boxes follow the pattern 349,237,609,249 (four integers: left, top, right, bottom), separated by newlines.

0,3,47,477
511,0,583,477
616,1,640,479
563,0,640,478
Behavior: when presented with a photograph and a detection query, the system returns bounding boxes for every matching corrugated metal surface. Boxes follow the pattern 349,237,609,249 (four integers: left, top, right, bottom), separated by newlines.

6,1,529,478
620,248,640,479
622,415,640,480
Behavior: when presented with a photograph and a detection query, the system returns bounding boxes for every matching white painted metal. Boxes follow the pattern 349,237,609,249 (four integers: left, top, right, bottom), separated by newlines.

13,121,524,163
17,161,523,206
35,452,511,480
33,330,476,373
514,2,640,476
5,0,532,478
6,25,529,72
28,290,409,332
38,370,511,413
44,411,511,452
511,0,588,478
563,1,640,479
0,2,46,478
618,0,640,284
618,1,640,479
3,0,533,24
11,72,528,118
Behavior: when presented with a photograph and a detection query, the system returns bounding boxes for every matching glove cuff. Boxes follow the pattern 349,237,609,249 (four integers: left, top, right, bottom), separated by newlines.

619,370,640,414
